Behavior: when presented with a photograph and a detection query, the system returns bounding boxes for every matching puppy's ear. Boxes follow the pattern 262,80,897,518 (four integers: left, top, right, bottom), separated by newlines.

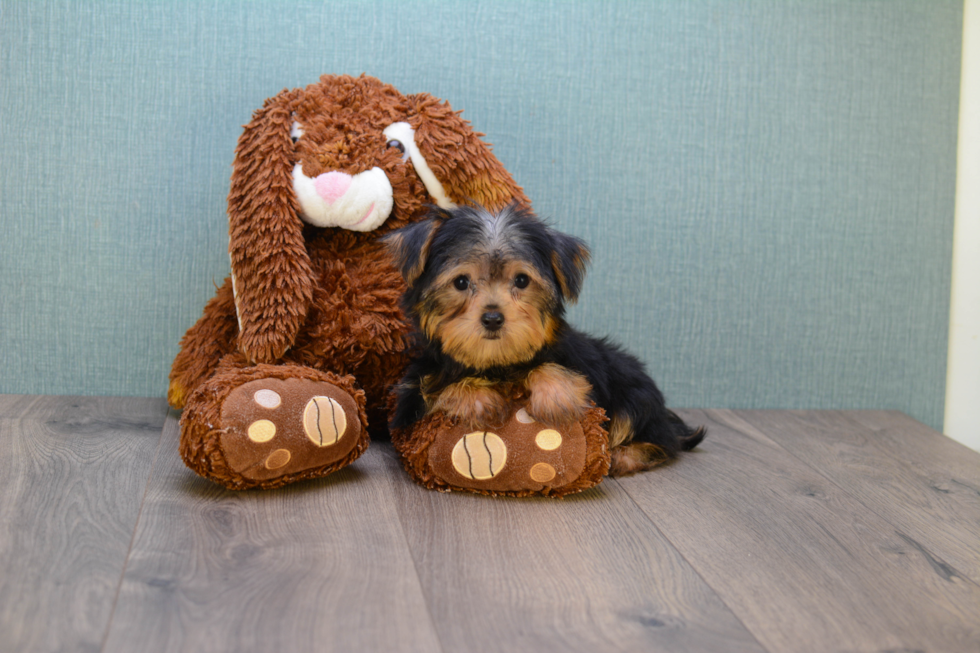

382,215,442,286
228,87,314,364
549,230,591,303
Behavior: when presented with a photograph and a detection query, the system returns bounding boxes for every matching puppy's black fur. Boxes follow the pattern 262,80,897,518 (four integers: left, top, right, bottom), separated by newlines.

385,204,704,475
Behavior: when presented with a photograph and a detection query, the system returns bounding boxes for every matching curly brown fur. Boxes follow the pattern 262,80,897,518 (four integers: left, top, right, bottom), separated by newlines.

169,75,528,443
387,204,705,476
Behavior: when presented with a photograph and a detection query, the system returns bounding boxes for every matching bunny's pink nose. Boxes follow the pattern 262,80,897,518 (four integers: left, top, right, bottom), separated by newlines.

314,171,352,204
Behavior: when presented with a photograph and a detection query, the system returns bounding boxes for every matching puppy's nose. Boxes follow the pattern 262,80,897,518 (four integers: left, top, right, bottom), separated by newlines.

481,311,505,331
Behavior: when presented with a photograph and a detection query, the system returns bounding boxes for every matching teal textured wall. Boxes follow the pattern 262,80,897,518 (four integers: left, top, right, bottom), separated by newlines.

0,1,961,430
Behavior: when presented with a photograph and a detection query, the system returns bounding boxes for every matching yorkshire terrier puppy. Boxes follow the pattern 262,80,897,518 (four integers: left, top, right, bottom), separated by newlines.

384,204,705,476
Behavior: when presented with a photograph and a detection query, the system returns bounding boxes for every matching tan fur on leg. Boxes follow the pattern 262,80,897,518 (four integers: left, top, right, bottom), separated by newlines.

525,363,593,427
429,377,510,429
607,414,634,449
608,442,671,477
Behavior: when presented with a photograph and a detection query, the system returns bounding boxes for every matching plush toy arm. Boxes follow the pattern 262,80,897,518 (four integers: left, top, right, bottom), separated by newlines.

168,278,240,409
228,89,315,364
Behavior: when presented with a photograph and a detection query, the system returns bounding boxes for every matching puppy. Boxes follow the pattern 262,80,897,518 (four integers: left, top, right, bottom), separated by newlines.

384,204,704,476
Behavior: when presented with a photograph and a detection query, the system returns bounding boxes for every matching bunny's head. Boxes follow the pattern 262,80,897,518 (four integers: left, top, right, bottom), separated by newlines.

227,74,528,363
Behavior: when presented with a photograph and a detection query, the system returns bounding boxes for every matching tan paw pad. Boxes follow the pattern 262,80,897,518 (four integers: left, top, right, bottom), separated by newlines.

515,408,536,424
302,396,346,447
535,429,562,451
529,462,556,483
247,420,276,443
265,449,291,470
452,432,507,480
253,389,282,409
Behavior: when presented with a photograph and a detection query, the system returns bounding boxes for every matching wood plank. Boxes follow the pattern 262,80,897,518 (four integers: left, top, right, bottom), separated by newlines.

736,410,980,582
380,446,767,653
0,395,168,653
846,409,980,494
0,393,148,420
0,394,42,417
617,409,980,653
103,413,443,653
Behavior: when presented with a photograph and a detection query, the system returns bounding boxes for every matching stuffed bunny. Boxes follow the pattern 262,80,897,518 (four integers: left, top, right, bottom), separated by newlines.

169,74,528,489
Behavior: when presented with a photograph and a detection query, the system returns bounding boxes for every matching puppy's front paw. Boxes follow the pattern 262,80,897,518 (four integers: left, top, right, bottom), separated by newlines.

430,379,510,429
526,363,592,427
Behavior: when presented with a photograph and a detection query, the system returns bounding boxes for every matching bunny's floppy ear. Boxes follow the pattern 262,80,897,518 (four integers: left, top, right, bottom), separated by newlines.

408,95,531,212
228,88,314,364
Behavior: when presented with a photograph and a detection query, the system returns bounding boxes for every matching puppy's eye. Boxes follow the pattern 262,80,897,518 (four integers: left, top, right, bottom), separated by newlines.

387,139,406,155
514,273,530,289
453,275,470,291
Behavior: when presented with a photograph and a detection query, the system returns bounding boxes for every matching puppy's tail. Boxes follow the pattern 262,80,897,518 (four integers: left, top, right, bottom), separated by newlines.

669,409,706,451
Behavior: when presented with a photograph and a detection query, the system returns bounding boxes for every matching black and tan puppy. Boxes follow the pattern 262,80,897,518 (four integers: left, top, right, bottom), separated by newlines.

385,204,704,476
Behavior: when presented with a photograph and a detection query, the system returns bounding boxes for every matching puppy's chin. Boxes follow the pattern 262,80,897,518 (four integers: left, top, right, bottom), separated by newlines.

441,325,543,369
445,339,538,369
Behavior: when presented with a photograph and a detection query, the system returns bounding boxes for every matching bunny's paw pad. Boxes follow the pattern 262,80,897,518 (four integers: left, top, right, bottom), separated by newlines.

218,378,363,482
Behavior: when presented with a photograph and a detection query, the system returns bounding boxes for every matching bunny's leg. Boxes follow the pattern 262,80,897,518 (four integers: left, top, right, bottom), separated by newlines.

178,359,369,490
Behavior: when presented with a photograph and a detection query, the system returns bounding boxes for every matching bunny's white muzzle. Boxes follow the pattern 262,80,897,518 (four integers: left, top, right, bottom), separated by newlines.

292,164,394,232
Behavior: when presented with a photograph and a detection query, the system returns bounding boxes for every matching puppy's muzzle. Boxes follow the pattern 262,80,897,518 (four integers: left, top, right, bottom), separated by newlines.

481,310,504,332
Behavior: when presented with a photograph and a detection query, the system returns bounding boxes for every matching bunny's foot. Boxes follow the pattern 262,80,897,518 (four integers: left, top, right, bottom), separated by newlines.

179,365,369,490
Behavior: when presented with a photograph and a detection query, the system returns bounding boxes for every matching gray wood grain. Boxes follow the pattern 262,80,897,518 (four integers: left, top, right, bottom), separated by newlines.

847,410,980,505
737,409,980,582
0,394,43,417
7,399,978,653
379,446,766,653
102,412,442,653
0,395,167,653
616,409,980,653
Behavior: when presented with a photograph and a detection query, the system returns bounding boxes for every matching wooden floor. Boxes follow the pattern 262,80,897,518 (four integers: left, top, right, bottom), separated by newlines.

0,395,977,653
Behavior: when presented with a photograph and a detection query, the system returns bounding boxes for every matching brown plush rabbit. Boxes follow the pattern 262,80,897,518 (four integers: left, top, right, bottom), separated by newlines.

169,74,528,489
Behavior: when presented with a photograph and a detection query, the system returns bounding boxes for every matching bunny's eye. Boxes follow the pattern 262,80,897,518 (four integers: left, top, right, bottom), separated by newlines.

387,139,406,155
290,121,304,144
383,121,454,207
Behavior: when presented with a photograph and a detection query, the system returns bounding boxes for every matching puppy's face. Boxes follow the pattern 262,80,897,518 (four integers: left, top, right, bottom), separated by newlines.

386,205,590,370
422,253,557,369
